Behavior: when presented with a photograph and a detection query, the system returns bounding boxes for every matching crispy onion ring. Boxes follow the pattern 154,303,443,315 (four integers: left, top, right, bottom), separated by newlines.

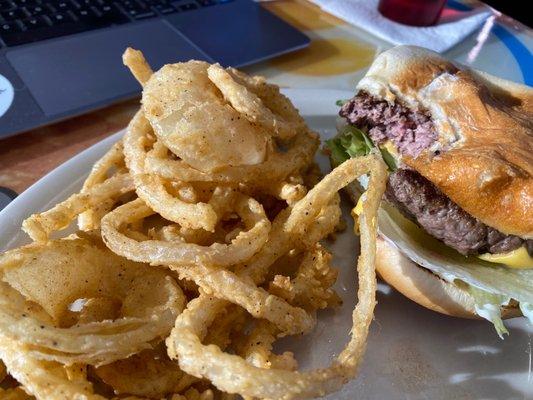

0,237,185,366
141,61,271,171
207,64,305,141
94,348,195,398
101,192,271,267
122,47,153,86
78,141,128,231
269,245,340,310
124,112,219,232
172,263,315,336
2,51,385,399
0,387,33,399
238,320,298,370
81,142,126,191
22,173,133,242
166,156,387,399
0,336,105,400
236,245,338,372
144,128,319,188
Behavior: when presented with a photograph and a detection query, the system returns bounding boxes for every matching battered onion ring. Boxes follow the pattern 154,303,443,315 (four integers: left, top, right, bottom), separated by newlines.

81,142,126,191
94,348,194,398
269,245,340,310
101,193,270,267
166,156,387,399
0,237,185,366
207,64,305,141
124,111,219,232
22,173,133,242
0,387,33,399
0,336,105,400
123,47,153,86
237,245,337,373
168,197,339,366
141,60,271,171
144,128,319,187
172,263,315,336
78,141,127,231
238,320,297,370
170,388,215,400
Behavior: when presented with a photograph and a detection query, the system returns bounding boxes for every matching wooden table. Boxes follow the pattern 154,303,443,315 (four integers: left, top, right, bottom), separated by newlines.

0,0,531,195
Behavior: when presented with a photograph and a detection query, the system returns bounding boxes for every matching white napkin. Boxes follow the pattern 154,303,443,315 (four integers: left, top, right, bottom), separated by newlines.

310,0,492,53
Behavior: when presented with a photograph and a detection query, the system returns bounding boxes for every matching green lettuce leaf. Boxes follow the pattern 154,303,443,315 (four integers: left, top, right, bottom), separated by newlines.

378,205,533,305
326,126,397,170
326,126,373,167
462,283,510,338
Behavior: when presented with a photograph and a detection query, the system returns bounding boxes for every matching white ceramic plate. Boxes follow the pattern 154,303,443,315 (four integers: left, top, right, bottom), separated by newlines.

1,89,531,400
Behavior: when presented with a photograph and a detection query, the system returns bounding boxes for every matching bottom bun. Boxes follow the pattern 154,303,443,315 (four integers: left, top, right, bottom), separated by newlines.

376,236,521,320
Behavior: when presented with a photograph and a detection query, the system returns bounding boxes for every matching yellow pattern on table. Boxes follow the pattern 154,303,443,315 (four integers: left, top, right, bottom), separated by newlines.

262,0,345,30
269,38,376,76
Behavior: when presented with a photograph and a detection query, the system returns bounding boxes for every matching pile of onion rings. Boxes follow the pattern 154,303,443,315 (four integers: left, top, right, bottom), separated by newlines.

0,48,387,399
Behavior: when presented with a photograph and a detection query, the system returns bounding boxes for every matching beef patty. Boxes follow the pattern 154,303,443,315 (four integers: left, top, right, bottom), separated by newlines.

340,92,437,157
386,168,530,256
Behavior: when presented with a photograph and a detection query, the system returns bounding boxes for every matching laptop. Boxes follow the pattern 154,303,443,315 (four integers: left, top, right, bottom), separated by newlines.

0,0,309,139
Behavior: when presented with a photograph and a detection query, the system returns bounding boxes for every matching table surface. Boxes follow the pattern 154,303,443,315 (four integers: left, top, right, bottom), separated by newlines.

0,0,531,194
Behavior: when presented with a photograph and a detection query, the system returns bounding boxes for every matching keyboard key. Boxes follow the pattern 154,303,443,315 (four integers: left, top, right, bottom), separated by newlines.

24,5,49,16
17,0,42,5
0,0,234,47
48,11,74,24
0,1,14,12
94,4,129,24
1,14,95,46
75,0,104,6
115,0,136,8
47,1,74,11
71,7,97,20
116,1,153,19
1,9,29,21
22,15,50,29
1,20,21,34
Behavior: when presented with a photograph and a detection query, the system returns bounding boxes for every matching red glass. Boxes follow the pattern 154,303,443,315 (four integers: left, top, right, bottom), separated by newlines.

378,0,447,26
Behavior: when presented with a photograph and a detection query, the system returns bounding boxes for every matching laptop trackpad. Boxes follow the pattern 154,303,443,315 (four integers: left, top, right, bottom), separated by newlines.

6,20,207,117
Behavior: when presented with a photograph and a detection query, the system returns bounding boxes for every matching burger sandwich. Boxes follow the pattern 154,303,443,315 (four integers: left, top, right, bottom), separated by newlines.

327,45,533,336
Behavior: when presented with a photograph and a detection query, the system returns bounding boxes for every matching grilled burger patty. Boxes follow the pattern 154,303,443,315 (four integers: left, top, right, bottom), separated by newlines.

340,92,437,158
340,93,531,257
386,168,530,256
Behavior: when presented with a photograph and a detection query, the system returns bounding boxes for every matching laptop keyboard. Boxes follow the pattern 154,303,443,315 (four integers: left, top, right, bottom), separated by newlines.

0,0,232,47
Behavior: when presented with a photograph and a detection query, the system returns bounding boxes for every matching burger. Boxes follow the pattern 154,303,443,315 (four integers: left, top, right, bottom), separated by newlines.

327,45,533,336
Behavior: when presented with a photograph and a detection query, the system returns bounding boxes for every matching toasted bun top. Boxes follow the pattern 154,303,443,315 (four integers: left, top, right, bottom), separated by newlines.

357,46,533,238
376,236,521,320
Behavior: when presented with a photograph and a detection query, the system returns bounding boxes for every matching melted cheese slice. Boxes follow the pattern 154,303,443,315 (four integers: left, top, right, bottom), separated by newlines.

381,141,398,157
479,247,533,269
351,194,365,235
